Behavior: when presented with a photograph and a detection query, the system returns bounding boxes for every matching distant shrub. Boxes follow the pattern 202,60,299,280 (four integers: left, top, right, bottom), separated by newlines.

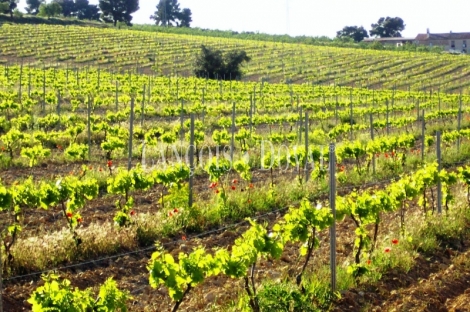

194,45,250,80
13,9,23,18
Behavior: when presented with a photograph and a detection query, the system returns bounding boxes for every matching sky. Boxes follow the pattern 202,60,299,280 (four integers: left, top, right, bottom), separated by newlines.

16,0,470,38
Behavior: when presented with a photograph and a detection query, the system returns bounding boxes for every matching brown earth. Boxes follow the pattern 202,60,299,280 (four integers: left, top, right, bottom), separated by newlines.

3,183,467,312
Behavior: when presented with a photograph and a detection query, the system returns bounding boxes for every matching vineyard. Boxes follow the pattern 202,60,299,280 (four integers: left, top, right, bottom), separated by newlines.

2,24,470,93
1,23,470,312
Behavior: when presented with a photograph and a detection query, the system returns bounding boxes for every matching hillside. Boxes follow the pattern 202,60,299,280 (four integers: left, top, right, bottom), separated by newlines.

2,19,470,312
1,23,470,93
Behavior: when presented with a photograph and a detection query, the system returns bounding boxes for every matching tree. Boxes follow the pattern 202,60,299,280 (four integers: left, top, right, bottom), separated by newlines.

224,50,251,79
75,0,100,20
150,0,179,26
194,45,251,80
336,26,369,42
370,17,405,38
0,0,18,18
25,0,44,15
52,0,74,17
177,7,191,27
150,0,192,27
99,0,139,26
38,1,62,18
194,45,224,79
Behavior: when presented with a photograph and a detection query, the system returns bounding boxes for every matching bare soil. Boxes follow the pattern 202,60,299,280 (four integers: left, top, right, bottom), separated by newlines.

4,184,469,312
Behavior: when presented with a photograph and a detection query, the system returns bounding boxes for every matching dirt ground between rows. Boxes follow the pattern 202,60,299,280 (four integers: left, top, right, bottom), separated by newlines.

4,185,470,311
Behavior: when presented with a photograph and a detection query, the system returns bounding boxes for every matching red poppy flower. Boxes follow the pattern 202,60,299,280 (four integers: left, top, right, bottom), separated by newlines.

173,208,179,213
385,153,389,158
247,199,252,204
66,212,73,218
367,259,371,265
89,166,93,170
107,160,113,168
209,182,217,189
182,235,187,241
392,238,399,245
168,211,173,217
77,217,82,223
391,151,395,157
130,210,136,216
384,247,391,253
232,179,238,184
231,185,236,190
249,183,254,189
99,167,103,172
215,189,220,194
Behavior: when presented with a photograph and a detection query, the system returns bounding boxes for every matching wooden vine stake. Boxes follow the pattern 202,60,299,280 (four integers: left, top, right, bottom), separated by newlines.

437,131,442,214
189,114,195,208
304,112,309,182
329,143,337,292
231,102,235,163
128,97,135,170
87,96,92,161
421,110,425,162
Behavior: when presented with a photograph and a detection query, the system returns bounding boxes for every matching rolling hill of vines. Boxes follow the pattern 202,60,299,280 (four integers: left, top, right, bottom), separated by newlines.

3,20,470,312
1,23,470,93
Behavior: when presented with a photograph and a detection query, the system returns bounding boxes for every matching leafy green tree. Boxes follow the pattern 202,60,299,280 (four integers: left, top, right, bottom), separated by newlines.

38,1,62,19
0,1,8,14
194,45,224,79
150,0,192,27
194,45,250,80
150,0,179,26
370,17,405,38
52,0,74,17
223,49,251,79
0,0,18,18
75,0,100,20
336,25,369,42
25,0,44,15
177,7,191,27
99,0,139,26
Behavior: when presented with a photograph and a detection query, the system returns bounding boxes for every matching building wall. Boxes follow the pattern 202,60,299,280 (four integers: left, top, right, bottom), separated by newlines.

417,39,469,53
366,36,470,53
449,39,469,53
365,40,414,46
